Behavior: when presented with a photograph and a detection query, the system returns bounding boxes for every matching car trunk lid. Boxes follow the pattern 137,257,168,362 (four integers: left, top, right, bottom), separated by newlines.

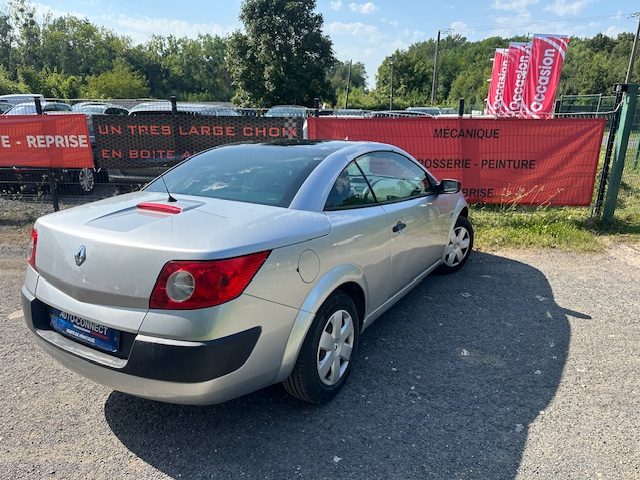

34,192,330,319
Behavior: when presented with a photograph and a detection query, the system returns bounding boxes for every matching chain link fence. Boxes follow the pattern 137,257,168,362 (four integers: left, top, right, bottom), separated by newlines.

1,94,638,225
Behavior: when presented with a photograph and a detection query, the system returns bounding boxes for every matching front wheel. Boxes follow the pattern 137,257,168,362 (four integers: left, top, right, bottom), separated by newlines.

283,291,359,403
438,215,473,274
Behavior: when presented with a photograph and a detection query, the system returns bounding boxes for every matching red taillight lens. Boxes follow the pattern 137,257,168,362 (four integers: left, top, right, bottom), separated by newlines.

27,228,38,270
149,251,271,310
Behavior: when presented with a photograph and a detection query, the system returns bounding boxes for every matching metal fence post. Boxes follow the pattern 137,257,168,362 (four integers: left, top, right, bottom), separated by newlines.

35,97,60,212
593,85,625,216
602,83,639,223
170,96,180,167
458,98,464,117
170,96,178,115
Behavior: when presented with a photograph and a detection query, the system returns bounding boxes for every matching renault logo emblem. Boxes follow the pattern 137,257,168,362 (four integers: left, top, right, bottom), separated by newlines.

74,246,87,266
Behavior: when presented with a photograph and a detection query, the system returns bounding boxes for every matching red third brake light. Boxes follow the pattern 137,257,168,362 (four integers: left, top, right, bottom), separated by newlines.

137,202,182,214
149,251,271,310
27,228,38,270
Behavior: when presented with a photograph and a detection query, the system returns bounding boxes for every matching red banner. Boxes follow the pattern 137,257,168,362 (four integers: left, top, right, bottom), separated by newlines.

522,34,570,119
503,42,531,117
0,114,93,168
486,48,508,116
307,117,605,206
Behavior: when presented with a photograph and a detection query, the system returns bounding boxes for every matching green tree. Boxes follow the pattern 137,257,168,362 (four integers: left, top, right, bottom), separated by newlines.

227,0,336,107
9,0,41,70
329,60,367,105
133,34,232,100
39,15,130,78
82,60,150,98
0,66,26,94
0,9,14,73
335,86,377,109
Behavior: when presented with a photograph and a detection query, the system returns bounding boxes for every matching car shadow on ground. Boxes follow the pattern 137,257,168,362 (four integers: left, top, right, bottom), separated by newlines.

104,252,574,480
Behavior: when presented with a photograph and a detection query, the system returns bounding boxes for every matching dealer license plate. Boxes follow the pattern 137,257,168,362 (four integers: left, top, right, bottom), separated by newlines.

49,309,120,353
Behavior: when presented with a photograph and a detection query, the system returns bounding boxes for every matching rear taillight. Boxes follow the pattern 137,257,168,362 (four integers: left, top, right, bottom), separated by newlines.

27,228,38,270
149,251,271,310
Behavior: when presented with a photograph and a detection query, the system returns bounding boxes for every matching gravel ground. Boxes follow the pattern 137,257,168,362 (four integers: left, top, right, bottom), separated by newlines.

0,224,639,479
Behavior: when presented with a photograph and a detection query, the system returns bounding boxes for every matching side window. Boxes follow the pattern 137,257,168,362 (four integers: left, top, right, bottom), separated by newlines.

355,152,433,203
324,161,377,210
106,108,128,115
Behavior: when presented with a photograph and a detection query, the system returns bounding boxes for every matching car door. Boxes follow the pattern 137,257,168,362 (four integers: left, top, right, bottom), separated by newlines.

324,161,392,313
355,152,446,296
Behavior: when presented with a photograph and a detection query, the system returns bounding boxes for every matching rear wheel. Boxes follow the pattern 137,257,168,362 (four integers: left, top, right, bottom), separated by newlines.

283,291,359,403
438,216,473,274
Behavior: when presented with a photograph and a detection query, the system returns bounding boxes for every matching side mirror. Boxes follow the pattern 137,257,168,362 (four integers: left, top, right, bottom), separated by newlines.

438,179,461,194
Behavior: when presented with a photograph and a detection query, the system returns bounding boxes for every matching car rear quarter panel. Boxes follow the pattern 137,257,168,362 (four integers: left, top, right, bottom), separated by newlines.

246,204,392,382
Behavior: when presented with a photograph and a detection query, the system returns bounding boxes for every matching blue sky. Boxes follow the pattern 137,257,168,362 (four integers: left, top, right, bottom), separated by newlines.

28,0,639,86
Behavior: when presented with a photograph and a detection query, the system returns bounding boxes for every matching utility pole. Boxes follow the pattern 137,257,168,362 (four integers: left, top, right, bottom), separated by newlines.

431,30,441,105
626,12,640,83
389,54,395,110
344,60,352,109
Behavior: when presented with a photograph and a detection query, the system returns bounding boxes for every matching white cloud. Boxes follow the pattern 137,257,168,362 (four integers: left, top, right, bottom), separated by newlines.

450,21,468,32
348,2,378,14
605,25,624,37
543,0,590,16
33,2,87,21
380,17,400,27
327,21,380,39
330,0,342,11
492,0,538,12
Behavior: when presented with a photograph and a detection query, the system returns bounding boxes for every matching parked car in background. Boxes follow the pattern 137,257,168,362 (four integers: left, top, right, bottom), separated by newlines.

128,101,239,116
4,101,72,115
333,108,368,118
0,102,12,114
0,93,45,106
264,105,308,117
406,106,441,116
370,110,433,118
439,108,458,115
22,140,472,405
71,102,129,115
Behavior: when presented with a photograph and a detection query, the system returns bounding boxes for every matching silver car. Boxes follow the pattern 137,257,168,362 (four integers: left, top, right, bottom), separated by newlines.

21,141,473,405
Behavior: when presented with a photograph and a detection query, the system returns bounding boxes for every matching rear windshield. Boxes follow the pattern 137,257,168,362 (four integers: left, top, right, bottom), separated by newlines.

144,144,324,207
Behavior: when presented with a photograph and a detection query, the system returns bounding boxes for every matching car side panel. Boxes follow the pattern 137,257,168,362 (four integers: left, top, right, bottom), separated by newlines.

245,204,391,314
380,196,443,295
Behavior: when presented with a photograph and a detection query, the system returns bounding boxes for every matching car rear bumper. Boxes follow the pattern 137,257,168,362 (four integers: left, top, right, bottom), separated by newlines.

22,282,297,405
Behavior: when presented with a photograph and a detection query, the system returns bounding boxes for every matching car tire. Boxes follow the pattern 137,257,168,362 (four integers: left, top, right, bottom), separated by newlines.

283,291,359,403
75,168,96,195
438,215,473,274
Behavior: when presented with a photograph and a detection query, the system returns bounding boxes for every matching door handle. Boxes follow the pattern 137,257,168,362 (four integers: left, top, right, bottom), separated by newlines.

392,221,407,233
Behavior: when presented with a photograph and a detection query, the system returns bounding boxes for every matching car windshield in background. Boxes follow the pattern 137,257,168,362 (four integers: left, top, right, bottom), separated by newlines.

72,105,106,114
264,106,307,117
144,143,327,207
5,104,37,115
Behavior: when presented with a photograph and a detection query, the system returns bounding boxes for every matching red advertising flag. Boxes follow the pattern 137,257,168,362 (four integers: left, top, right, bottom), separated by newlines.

0,114,93,168
502,42,531,117
307,116,605,206
522,34,570,119
486,48,509,116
